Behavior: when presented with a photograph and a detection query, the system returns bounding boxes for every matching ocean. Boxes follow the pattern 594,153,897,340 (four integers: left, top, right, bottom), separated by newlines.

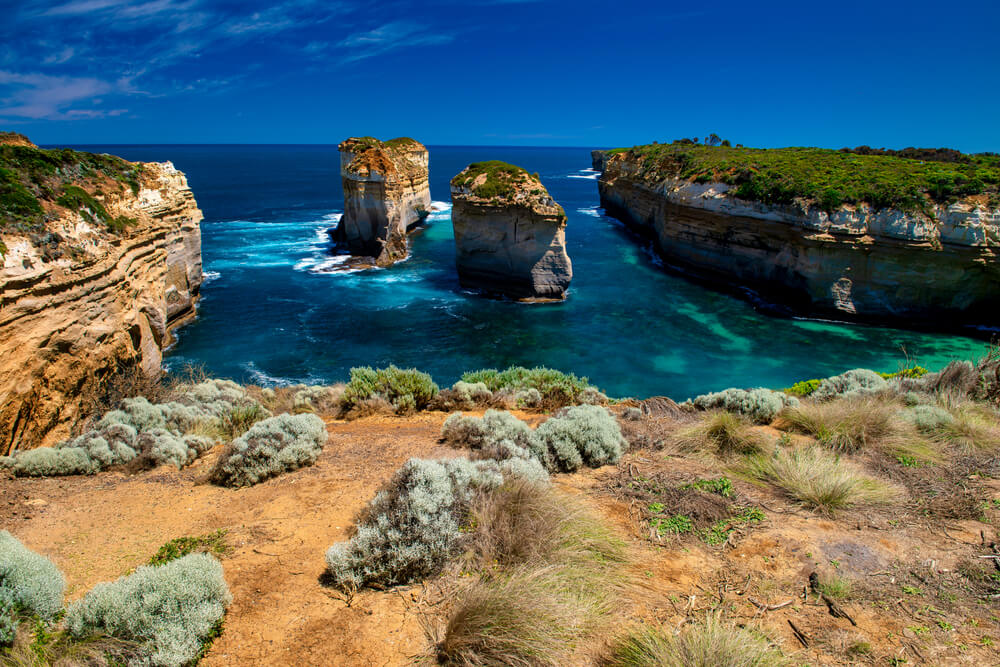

67,144,989,399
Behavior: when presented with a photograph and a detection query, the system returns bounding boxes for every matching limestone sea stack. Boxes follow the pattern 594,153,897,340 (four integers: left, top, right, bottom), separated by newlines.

0,138,203,452
333,137,431,267
599,142,1000,327
450,161,572,300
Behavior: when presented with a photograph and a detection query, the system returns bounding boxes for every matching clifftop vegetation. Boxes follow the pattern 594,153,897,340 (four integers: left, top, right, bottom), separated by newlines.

0,143,143,234
607,139,1000,213
451,160,559,206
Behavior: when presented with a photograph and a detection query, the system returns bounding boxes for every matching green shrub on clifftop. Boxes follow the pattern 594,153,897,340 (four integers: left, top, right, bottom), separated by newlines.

211,413,328,488
341,365,439,415
461,366,595,409
0,531,66,644
689,387,798,424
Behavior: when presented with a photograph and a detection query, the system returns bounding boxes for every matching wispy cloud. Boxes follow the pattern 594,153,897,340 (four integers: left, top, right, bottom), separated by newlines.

0,70,119,119
337,21,454,61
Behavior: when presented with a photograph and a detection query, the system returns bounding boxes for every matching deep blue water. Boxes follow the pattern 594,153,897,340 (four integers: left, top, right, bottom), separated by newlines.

67,145,989,399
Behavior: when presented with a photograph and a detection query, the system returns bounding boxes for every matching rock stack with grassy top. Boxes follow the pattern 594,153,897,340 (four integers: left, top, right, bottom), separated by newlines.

599,141,1000,326
333,136,431,267
0,137,203,452
450,161,572,300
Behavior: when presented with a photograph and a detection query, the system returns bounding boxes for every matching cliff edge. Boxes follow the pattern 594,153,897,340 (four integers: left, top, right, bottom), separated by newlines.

599,142,1000,326
450,161,572,300
333,137,431,267
0,139,203,452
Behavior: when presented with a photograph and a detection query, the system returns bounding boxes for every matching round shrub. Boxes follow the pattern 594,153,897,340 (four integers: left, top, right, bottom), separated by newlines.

324,458,504,590
341,365,439,414
65,553,231,667
533,405,628,472
902,405,954,432
690,388,798,424
441,410,541,462
211,413,328,488
0,530,66,622
811,369,888,401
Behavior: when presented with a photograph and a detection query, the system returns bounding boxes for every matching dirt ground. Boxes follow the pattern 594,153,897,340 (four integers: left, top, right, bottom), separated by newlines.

2,412,999,666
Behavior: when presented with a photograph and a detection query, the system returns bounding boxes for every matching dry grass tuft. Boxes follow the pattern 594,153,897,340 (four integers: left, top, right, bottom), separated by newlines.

342,396,395,420
0,621,141,667
779,397,937,462
668,412,764,458
606,613,788,667
435,482,628,666
743,445,900,512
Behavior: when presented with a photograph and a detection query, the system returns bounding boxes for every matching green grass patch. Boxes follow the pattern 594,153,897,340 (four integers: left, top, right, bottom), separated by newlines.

451,160,537,200
461,366,595,409
608,141,1000,213
149,530,229,566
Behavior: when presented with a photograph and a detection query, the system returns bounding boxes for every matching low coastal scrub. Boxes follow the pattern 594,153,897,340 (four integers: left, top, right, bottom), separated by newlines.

688,387,798,424
0,532,65,644
607,614,788,667
324,458,505,590
450,161,534,200
341,365,439,416
0,379,262,477
461,366,601,409
608,141,1000,213
783,366,927,398
210,413,328,488
743,445,900,512
1,532,228,667
810,368,889,401
149,530,229,566
65,554,231,667
441,405,627,473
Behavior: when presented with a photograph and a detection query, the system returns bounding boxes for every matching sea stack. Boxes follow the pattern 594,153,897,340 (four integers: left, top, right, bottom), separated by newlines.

450,161,572,300
334,137,431,267
0,137,203,451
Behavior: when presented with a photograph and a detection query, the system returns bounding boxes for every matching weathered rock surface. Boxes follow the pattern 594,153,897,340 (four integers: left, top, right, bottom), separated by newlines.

0,145,203,452
591,149,611,172
0,132,36,147
333,137,431,267
451,161,572,300
599,152,1000,325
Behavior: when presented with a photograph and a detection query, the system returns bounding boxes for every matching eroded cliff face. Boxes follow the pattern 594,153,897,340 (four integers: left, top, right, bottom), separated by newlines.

0,150,203,452
451,162,572,300
599,153,1000,325
333,137,431,267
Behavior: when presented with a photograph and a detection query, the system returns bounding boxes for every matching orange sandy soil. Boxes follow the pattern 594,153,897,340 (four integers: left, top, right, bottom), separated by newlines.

2,413,999,666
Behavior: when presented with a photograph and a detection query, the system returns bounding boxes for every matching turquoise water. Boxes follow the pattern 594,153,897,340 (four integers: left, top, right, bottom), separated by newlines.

71,145,989,399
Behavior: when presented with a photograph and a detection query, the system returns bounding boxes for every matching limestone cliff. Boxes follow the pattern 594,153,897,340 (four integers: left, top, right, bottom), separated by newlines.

591,149,611,172
333,137,431,267
598,147,1000,326
450,161,572,300
0,140,203,452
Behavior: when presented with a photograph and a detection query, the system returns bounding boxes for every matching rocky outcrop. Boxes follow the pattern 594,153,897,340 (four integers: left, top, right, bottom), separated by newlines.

333,137,431,267
591,149,610,173
599,152,1000,326
0,132,36,147
451,161,572,300
0,142,203,452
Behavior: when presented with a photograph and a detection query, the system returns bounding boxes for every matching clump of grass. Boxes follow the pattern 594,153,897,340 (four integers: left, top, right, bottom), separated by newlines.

780,397,936,463
607,613,788,666
669,412,764,457
217,400,271,439
149,530,229,566
436,482,627,666
814,572,853,600
743,445,900,512
920,402,1000,452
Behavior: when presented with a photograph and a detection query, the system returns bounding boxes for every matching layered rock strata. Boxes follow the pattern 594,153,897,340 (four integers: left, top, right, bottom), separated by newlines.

451,161,572,300
598,152,1000,326
0,142,203,452
333,137,431,267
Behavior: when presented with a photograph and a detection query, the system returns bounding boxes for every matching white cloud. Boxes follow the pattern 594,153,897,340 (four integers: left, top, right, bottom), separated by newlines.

0,70,117,119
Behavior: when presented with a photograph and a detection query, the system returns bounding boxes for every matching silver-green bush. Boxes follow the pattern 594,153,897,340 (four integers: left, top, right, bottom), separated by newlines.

0,531,66,644
1,380,260,478
902,405,954,431
65,554,231,667
324,457,504,590
211,413,328,488
811,369,888,401
341,365,439,415
690,388,799,424
441,409,544,463
533,404,628,472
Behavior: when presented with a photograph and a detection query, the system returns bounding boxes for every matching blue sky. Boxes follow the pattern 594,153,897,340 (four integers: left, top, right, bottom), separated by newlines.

2,0,998,150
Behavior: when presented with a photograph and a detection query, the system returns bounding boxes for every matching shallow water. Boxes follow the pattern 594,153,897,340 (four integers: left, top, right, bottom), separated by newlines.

70,144,989,399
